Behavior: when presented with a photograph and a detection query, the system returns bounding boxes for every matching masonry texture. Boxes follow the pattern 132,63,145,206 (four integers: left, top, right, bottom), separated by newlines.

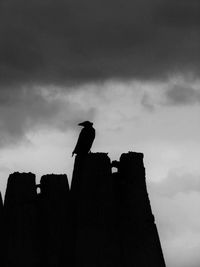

1,152,166,267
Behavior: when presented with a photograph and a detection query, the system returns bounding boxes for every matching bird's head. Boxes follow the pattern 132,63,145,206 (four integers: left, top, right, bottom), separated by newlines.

78,121,93,127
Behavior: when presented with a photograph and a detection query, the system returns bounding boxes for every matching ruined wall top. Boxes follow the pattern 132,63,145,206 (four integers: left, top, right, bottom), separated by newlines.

118,151,146,186
4,172,36,206
40,174,69,197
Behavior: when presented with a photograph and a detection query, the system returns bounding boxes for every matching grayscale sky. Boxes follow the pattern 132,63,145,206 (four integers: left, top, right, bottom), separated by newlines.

1,1,200,266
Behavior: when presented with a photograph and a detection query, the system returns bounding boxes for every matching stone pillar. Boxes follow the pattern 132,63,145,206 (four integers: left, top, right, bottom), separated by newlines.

116,152,166,267
71,153,117,267
38,174,70,267
4,172,39,267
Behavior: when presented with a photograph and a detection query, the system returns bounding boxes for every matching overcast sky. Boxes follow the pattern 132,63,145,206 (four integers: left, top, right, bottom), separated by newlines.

1,1,200,266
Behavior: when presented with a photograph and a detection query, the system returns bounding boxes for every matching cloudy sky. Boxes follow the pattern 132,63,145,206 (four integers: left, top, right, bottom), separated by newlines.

1,0,200,266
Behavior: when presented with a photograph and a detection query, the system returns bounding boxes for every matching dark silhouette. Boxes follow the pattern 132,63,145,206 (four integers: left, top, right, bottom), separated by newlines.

0,192,3,223
72,121,95,157
0,192,2,208
70,153,118,267
1,151,166,267
0,192,3,265
113,152,166,266
3,172,39,267
70,152,166,267
37,174,70,267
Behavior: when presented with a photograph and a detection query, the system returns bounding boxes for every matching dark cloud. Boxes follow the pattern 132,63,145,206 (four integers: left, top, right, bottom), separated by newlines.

155,0,200,28
165,85,200,105
0,87,95,146
141,82,200,110
0,0,200,87
0,0,200,145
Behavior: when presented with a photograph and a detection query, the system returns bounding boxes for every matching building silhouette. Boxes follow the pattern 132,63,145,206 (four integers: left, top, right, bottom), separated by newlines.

113,152,166,266
1,151,166,267
3,172,39,267
70,153,118,267
38,174,70,267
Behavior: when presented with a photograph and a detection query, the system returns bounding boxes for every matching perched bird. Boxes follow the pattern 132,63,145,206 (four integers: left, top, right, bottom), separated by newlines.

72,121,95,157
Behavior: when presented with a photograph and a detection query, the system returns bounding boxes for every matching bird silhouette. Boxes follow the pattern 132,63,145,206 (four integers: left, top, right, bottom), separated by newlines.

72,121,95,157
